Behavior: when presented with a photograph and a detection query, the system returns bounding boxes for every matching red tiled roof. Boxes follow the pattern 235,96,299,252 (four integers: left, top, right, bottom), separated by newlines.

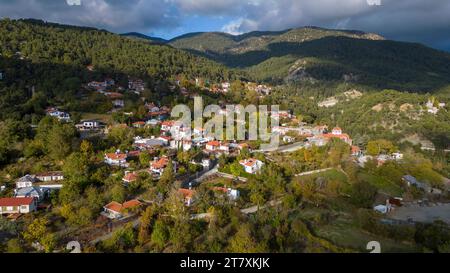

104,200,141,213
207,141,220,147
322,133,351,140
151,157,169,169
0,197,34,206
104,201,123,213
179,189,195,199
351,146,361,153
212,187,228,193
162,121,175,126
240,158,259,167
123,172,138,182
122,199,142,209
105,153,127,160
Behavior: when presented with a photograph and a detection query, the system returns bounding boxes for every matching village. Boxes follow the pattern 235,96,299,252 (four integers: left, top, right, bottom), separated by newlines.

1,75,449,250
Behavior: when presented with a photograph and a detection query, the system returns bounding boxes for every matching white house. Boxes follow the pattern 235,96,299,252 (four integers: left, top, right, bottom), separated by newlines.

36,171,64,182
76,120,102,130
103,200,142,219
104,152,128,167
0,197,37,215
150,157,170,176
213,187,240,201
16,175,38,189
239,158,264,174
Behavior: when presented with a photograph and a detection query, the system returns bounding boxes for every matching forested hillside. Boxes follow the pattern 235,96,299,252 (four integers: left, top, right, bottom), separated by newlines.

0,19,241,82
169,27,450,92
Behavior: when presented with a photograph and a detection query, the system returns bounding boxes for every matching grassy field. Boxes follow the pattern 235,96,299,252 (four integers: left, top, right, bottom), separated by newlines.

81,112,113,124
295,208,419,253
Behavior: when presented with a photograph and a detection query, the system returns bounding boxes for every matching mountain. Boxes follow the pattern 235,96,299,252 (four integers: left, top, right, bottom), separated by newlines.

169,27,450,92
0,19,241,83
121,32,168,44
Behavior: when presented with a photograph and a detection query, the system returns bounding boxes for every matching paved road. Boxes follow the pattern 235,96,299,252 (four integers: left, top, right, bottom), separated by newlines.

181,165,219,188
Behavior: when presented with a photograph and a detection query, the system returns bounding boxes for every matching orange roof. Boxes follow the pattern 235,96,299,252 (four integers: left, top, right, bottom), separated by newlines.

240,158,259,167
323,133,351,140
106,92,124,99
238,143,249,149
351,146,361,153
122,199,142,209
207,141,220,147
333,127,342,131
0,197,34,206
104,201,123,213
179,189,195,199
105,153,127,160
123,172,138,182
212,187,228,193
133,121,146,125
151,157,169,169
162,121,175,126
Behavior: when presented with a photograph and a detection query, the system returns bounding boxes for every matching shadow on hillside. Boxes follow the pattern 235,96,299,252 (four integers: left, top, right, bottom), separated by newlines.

186,36,450,92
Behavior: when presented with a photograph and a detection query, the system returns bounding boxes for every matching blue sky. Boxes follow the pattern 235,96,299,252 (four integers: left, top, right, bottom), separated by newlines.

0,0,449,50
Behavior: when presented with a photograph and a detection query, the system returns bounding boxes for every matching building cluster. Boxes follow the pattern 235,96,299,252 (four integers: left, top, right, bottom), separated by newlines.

0,172,64,215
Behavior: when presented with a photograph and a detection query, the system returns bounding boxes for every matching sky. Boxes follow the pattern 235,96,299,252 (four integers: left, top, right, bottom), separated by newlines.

0,0,450,51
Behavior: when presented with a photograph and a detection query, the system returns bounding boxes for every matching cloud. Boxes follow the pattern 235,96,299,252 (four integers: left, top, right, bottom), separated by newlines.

0,0,178,33
0,0,449,50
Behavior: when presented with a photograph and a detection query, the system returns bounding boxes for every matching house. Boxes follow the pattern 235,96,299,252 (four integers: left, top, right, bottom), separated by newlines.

150,157,170,176
15,186,44,201
206,141,221,152
351,146,362,157
219,143,231,154
213,187,240,201
76,120,102,130
122,172,138,185
146,119,161,127
170,139,193,151
239,159,264,174
374,204,392,214
103,199,142,219
132,121,146,128
36,171,64,182
112,99,125,108
16,175,38,189
134,137,167,149
402,175,431,193
178,189,196,206
392,152,404,160
322,127,353,145
306,135,328,147
161,121,175,132
46,108,71,122
104,152,128,167
0,198,37,215
283,135,295,143
128,79,145,93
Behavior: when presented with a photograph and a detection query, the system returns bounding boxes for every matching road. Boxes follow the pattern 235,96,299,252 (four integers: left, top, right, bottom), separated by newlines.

181,164,219,188
294,168,334,177
255,142,306,153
